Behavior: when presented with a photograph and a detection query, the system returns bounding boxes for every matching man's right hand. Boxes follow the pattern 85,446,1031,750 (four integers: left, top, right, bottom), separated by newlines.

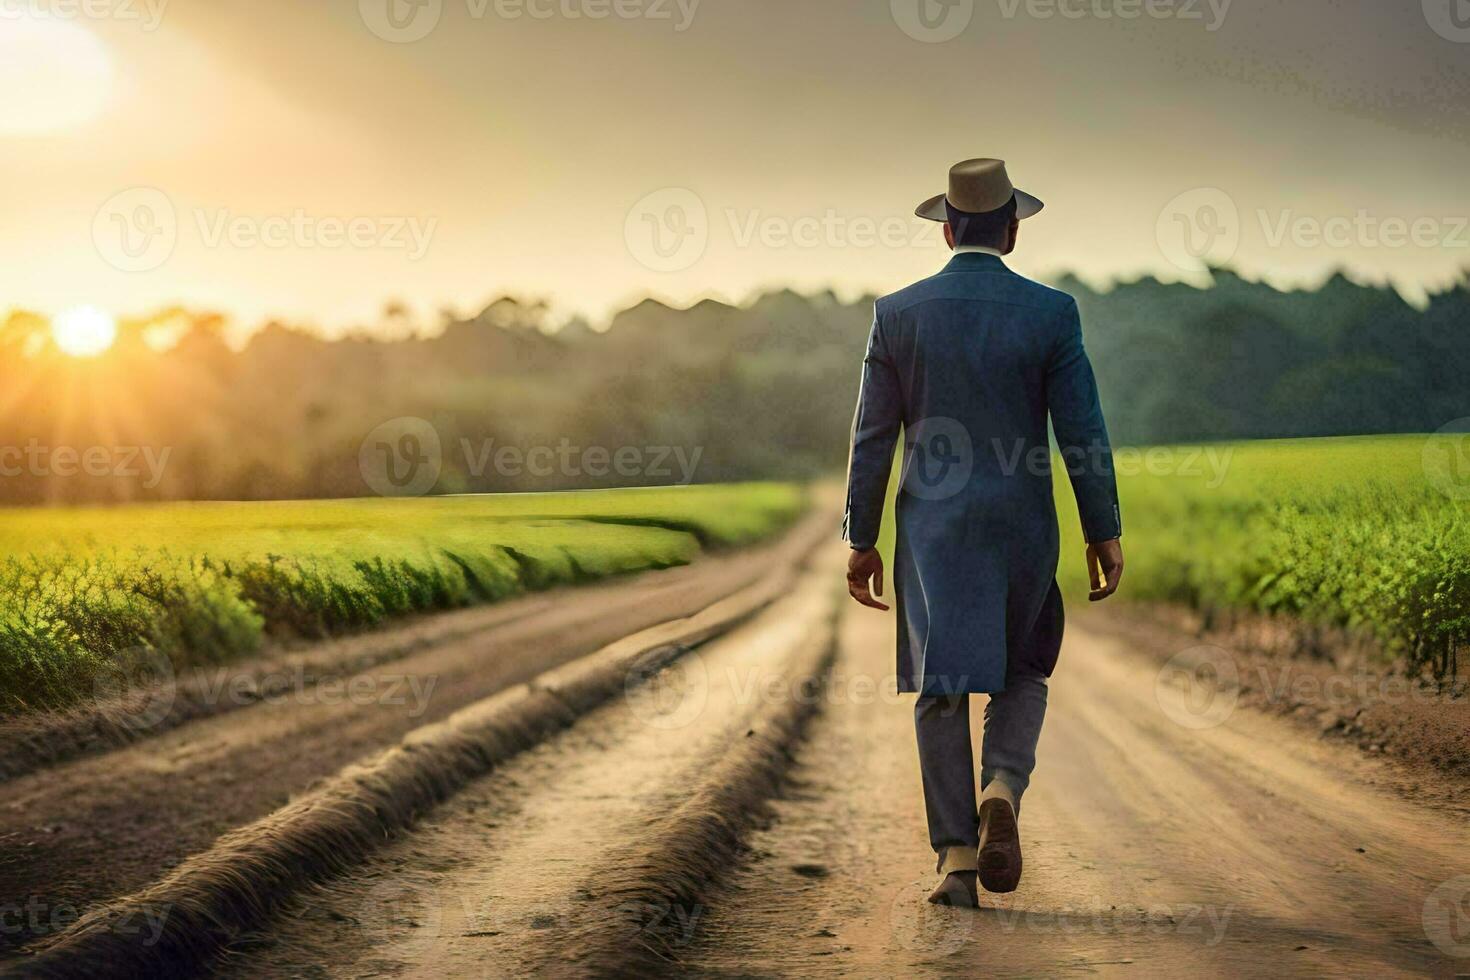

1086,539,1124,602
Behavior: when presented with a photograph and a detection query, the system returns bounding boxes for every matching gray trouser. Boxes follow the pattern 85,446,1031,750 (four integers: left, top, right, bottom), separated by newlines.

914,669,1048,860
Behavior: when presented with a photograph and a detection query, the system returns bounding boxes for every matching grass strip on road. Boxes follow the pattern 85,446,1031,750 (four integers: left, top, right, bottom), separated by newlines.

12,537,814,979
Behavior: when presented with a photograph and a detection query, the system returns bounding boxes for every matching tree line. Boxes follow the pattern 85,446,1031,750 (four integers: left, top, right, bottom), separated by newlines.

1,267,1466,505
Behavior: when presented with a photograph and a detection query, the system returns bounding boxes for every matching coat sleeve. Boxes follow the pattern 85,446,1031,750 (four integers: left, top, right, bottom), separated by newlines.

1046,299,1123,544
842,311,904,551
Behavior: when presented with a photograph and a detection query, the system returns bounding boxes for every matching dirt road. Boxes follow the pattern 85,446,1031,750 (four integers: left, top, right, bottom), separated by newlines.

0,515,823,959
219,540,1470,978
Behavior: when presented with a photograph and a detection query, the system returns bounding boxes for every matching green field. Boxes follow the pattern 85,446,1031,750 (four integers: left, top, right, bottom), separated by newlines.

0,484,805,715
1051,434,1469,680
872,434,1468,681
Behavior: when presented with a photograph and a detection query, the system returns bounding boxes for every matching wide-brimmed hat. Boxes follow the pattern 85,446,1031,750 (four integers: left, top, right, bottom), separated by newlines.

915,158,1044,222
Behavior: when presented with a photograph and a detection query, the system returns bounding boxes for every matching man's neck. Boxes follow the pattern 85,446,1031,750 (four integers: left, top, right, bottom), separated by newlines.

951,244,1007,257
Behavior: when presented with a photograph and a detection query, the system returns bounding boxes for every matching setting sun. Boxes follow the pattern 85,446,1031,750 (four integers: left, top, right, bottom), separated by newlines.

52,306,117,358
0,19,114,135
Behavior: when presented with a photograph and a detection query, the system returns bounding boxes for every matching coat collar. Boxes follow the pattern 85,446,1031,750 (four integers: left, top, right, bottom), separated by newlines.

939,250,1010,276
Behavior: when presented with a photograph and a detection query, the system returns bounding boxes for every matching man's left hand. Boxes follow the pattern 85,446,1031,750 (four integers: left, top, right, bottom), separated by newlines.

847,548,890,611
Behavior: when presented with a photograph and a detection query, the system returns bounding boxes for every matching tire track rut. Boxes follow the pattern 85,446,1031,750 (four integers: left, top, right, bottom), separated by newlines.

0,514,826,960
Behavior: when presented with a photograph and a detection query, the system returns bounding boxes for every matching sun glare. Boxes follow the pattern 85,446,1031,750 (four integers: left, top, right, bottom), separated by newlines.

0,19,114,135
52,306,118,358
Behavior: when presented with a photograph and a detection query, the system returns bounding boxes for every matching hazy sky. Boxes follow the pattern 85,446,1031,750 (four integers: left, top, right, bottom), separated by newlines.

3,0,1468,335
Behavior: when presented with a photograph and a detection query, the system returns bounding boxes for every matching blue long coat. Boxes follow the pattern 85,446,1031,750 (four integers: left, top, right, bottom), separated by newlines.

843,252,1122,695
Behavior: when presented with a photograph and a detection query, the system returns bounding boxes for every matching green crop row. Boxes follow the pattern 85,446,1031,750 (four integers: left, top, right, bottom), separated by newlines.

0,484,806,716
1053,435,1468,680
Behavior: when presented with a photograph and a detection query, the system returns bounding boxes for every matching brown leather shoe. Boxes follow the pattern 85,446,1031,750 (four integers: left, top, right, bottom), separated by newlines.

927,870,980,908
977,797,1022,893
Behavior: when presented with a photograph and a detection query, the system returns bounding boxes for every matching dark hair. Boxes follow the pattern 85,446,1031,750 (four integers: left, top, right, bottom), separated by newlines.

946,195,1018,247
